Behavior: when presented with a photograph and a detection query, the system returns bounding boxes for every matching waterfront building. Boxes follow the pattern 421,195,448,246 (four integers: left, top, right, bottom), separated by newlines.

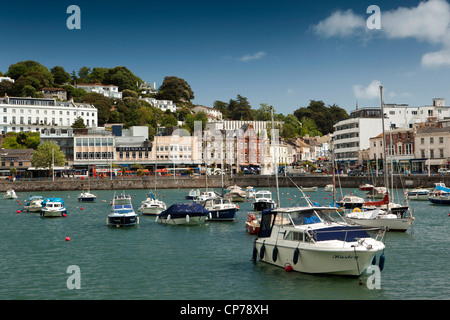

72,128,115,170
75,83,122,99
333,98,450,163
139,81,157,95
414,125,450,173
40,127,74,164
41,87,67,101
152,130,202,167
368,127,416,173
0,148,34,177
206,120,283,135
140,97,176,113
0,96,97,134
114,126,152,169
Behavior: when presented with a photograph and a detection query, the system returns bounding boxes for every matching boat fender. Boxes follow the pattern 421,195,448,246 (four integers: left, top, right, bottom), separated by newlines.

293,248,300,265
186,214,190,223
259,241,265,260
272,246,278,262
155,216,159,223
353,207,361,213
252,245,257,262
167,214,171,222
379,254,385,271
209,212,212,219
372,255,377,265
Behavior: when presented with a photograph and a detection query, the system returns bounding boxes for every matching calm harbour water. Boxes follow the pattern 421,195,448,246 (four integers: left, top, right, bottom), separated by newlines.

0,185,449,300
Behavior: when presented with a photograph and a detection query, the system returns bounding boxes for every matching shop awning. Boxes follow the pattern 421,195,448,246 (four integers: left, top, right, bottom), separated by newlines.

425,159,447,166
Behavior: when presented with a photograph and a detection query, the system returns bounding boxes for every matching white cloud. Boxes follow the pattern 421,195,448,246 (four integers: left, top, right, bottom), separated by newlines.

312,0,450,68
238,51,267,62
353,80,382,100
312,9,365,38
421,49,450,67
382,0,450,44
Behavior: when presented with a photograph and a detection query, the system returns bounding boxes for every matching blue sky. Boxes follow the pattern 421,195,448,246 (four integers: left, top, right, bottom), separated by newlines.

1,0,449,115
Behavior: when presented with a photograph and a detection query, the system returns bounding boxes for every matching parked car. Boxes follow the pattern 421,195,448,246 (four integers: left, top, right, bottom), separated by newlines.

438,168,450,174
348,169,364,177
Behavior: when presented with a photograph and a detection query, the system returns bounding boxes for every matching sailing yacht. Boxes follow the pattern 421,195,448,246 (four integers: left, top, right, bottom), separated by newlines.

344,86,414,232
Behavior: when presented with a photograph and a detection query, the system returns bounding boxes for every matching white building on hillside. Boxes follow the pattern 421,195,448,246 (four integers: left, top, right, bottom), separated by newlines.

140,97,176,113
0,96,98,134
76,83,122,99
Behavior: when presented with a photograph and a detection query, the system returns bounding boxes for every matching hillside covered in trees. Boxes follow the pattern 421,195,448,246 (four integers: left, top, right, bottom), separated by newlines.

0,60,349,140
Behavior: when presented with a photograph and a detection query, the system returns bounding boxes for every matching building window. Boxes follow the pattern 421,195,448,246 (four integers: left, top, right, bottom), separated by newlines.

440,149,444,158
430,137,434,144
439,137,444,144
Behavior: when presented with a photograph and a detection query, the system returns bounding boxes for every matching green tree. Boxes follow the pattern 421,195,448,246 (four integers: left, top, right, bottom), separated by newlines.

71,116,86,128
0,80,14,96
6,60,54,85
51,66,71,85
77,66,91,83
31,141,66,176
103,66,142,91
156,76,194,103
185,111,207,132
89,67,108,83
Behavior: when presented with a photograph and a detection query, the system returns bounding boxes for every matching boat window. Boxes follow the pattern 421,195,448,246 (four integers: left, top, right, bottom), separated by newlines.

285,231,304,241
315,209,347,224
289,210,321,226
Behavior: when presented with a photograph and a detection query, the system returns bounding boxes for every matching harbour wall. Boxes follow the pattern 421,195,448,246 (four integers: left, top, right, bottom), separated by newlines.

1,174,449,192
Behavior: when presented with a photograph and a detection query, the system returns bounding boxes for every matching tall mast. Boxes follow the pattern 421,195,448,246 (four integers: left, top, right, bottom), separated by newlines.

380,85,389,211
271,106,280,208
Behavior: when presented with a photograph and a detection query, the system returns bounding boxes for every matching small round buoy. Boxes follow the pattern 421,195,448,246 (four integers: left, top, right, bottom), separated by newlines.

16,210,21,214
325,197,327,200
247,199,249,202
285,264,293,272
63,213,67,217
80,207,83,210
65,236,70,241
19,203,22,205
163,195,165,198
289,198,292,201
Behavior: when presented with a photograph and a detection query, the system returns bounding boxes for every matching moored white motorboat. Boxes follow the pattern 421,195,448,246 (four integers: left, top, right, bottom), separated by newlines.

185,189,201,200
366,187,387,199
406,188,431,201
299,186,318,192
78,189,97,202
224,185,246,202
194,190,221,204
157,203,209,225
138,192,167,215
107,192,139,227
3,189,17,199
252,206,387,276
40,197,67,218
24,195,44,212
203,197,239,221
336,195,364,209
252,190,277,212
323,184,334,192
428,184,450,205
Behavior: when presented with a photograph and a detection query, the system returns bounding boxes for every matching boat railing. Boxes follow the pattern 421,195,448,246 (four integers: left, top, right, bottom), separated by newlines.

306,226,387,246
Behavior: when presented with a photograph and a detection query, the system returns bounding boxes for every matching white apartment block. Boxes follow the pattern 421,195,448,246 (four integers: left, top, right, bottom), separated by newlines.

140,97,176,113
0,96,98,133
333,98,450,163
192,105,223,121
76,83,122,99
0,76,14,83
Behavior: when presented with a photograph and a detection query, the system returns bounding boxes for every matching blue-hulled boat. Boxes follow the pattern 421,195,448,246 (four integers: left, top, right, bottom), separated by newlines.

157,203,209,225
203,197,239,221
428,183,450,204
